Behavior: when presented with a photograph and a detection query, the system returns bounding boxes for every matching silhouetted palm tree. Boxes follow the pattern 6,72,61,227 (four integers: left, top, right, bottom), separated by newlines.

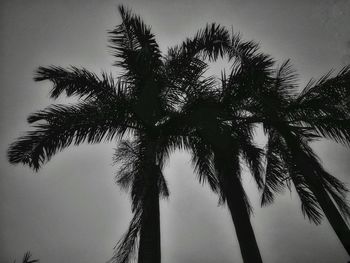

215,34,350,256
221,39,350,254
257,61,350,255
182,105,265,263
7,6,227,263
165,29,266,262
7,5,350,263
7,6,170,263
171,26,350,261
206,33,350,255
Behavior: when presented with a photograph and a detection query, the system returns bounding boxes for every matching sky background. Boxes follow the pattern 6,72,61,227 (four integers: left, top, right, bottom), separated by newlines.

1,0,350,262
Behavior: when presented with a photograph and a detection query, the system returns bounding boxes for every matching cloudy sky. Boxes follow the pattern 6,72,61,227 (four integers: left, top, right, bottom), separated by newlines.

1,0,350,262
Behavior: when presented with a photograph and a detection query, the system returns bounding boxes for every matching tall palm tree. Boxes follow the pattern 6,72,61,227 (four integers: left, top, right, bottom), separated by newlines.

257,61,350,255
7,6,229,263
196,29,350,256
7,6,170,263
164,29,266,262
224,39,350,254
184,118,265,263
171,25,350,261
212,34,350,255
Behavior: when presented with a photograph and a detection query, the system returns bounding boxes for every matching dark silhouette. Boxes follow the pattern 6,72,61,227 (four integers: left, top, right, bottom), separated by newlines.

205,38,350,255
6,6,228,263
166,25,350,261
7,5,175,263
257,63,350,254
166,31,265,262
6,4,350,263
13,252,39,263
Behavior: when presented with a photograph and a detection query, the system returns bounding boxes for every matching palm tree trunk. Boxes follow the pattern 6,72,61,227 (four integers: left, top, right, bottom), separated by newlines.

137,139,161,263
214,148,263,263
224,176,263,263
278,128,350,255
138,177,161,263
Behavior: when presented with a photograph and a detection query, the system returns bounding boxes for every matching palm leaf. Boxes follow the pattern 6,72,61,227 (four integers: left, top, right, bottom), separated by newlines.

185,135,219,194
35,66,122,101
261,130,288,205
237,128,264,189
109,5,162,78
22,252,39,263
109,205,143,263
180,23,230,61
8,102,133,170
290,66,350,146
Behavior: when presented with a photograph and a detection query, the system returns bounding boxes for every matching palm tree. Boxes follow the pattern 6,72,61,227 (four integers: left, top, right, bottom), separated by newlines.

110,138,171,263
110,21,241,263
164,29,266,262
222,39,350,254
257,61,350,255
8,4,350,262
7,6,171,263
7,6,229,263
184,119,265,263
263,125,350,254
195,29,350,256
210,34,350,255
171,26,350,261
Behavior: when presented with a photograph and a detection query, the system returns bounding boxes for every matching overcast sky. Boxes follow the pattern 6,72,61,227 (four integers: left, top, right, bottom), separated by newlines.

1,0,350,262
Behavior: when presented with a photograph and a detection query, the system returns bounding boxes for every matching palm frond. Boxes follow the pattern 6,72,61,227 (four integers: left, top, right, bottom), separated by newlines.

164,46,211,103
270,59,298,104
185,136,219,194
22,252,39,263
290,66,350,145
321,170,350,219
163,23,230,107
8,102,132,170
114,140,141,191
303,118,350,146
113,139,169,208
35,66,122,101
238,132,264,189
261,131,288,205
279,138,324,224
262,129,324,223
110,205,142,263
275,129,349,223
109,5,162,77
275,59,298,90
154,134,180,170
228,32,275,75
180,23,230,61
219,39,276,117
291,173,324,224
300,147,350,219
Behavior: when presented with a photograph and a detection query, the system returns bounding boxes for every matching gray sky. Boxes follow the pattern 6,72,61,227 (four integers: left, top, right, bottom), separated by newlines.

1,0,350,262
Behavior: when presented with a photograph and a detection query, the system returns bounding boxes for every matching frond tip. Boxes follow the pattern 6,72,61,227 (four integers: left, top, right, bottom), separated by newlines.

22,251,39,263
109,206,142,263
